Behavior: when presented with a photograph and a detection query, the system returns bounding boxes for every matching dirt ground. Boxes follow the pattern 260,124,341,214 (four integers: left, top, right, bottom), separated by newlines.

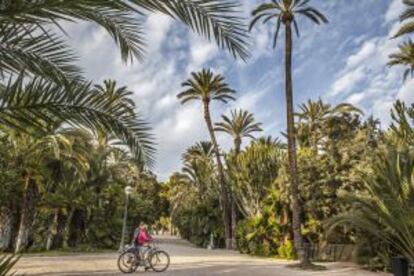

14,236,390,276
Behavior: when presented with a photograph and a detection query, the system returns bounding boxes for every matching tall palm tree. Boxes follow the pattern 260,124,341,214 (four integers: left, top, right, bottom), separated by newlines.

250,0,328,265
177,69,235,249
215,109,262,248
95,80,136,116
388,40,414,82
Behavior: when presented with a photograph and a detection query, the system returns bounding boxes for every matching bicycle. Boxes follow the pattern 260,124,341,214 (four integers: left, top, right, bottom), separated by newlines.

117,241,170,273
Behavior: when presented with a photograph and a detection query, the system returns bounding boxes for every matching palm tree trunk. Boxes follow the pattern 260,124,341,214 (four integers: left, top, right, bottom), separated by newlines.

53,211,67,249
64,208,74,248
284,22,307,264
230,138,242,249
46,208,59,251
0,206,14,250
203,99,231,249
15,176,38,253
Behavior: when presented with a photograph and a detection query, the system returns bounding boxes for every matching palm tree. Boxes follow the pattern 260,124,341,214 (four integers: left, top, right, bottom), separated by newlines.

177,69,235,249
296,100,362,153
390,100,414,149
182,141,216,200
388,40,414,82
8,129,83,252
215,109,262,155
250,0,328,265
95,80,136,116
215,109,262,248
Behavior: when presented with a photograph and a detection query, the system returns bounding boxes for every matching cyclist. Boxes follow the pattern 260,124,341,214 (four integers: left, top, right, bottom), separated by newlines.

133,223,153,270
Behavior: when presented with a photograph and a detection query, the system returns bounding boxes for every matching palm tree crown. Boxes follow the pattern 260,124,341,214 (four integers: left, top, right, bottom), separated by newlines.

388,40,414,82
249,0,328,48
177,69,236,105
183,141,214,162
95,80,136,115
296,100,362,128
296,99,362,151
215,109,262,152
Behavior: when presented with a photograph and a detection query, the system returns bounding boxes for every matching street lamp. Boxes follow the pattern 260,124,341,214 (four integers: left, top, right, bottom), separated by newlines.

119,185,133,251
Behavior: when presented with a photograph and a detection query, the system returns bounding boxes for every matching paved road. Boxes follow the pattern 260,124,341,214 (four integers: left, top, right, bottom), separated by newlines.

15,236,389,275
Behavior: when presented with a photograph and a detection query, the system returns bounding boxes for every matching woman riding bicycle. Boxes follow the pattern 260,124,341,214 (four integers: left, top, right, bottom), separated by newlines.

118,223,169,273
134,222,153,246
133,223,153,270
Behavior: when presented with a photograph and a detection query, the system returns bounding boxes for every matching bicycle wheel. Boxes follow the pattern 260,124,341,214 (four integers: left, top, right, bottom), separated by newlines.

149,250,170,272
117,251,138,273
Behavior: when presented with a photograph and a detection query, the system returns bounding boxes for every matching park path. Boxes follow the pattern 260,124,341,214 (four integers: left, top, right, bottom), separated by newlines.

14,235,390,276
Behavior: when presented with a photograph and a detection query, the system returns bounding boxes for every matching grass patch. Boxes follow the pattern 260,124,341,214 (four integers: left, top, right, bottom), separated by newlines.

24,246,115,257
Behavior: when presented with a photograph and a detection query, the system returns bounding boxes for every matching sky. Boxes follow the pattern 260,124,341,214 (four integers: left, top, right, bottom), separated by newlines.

64,0,413,181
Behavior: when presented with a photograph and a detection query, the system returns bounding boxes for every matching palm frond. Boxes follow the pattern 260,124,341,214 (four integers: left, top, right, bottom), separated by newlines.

0,75,155,166
388,40,414,82
0,23,81,83
395,0,414,38
131,0,250,60
0,0,146,62
0,254,21,276
0,0,250,61
326,148,414,261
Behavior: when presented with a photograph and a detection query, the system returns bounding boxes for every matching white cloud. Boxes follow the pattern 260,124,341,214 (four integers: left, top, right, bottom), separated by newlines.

397,79,414,103
64,0,414,181
327,0,409,127
331,67,366,97
385,0,404,23
346,41,376,68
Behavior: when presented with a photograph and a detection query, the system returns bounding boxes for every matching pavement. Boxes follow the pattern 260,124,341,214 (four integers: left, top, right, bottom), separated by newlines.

14,235,390,275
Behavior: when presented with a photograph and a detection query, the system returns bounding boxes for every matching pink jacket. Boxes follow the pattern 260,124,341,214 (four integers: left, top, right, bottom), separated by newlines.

136,229,152,245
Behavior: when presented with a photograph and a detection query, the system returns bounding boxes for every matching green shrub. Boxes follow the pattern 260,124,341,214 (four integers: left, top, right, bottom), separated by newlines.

277,240,296,260
236,216,280,257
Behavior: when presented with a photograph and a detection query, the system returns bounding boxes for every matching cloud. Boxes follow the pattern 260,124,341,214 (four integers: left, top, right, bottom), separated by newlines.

327,0,410,127
385,0,404,23
65,0,412,181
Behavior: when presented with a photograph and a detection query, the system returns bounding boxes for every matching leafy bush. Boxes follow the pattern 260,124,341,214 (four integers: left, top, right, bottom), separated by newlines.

236,215,280,257
277,240,296,260
173,201,223,248
327,148,414,265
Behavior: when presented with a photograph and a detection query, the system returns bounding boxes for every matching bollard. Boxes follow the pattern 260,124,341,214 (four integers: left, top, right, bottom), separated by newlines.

207,233,215,250
392,256,409,276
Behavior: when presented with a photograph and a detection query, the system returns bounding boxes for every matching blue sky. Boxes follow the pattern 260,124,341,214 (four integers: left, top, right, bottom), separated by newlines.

66,0,412,180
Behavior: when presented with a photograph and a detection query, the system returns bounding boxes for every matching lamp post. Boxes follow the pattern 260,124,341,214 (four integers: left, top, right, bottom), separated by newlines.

119,185,133,251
